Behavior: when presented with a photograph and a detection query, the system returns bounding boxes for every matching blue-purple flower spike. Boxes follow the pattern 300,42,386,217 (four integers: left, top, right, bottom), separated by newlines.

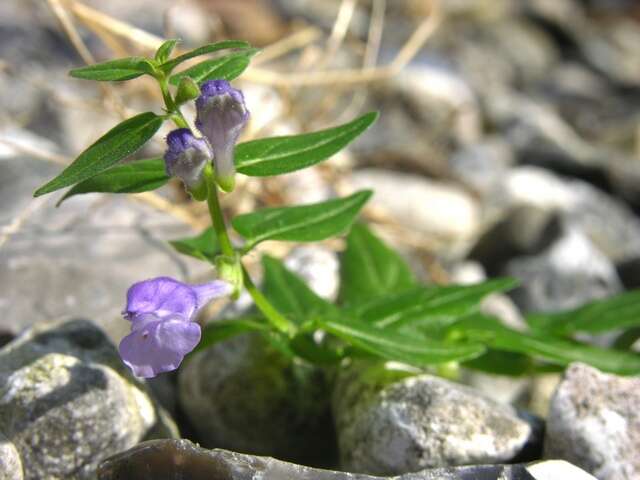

164,128,213,189
195,80,249,192
119,276,231,378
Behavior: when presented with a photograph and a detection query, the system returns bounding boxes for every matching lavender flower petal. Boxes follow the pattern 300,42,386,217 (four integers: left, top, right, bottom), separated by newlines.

123,277,198,321
195,80,249,191
191,280,233,306
164,128,212,188
119,317,201,378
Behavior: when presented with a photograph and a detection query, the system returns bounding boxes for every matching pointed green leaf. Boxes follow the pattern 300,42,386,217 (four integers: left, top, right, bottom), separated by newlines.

235,112,378,176
70,57,155,81
155,39,180,63
169,227,219,263
169,49,259,85
527,290,640,335
340,223,415,305
233,190,372,249
160,40,251,72
262,255,334,321
318,315,486,366
56,158,169,205
34,112,163,197
349,278,518,330
452,315,640,375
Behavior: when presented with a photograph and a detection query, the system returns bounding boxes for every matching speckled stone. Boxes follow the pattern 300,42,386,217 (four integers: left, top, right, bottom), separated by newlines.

545,362,640,480
0,319,175,480
333,362,535,475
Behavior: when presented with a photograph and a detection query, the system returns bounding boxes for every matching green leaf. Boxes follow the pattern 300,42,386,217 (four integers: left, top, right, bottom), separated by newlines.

194,317,269,354
349,278,518,330
169,49,258,85
34,112,163,197
318,315,486,366
160,40,251,72
235,112,378,176
452,315,640,375
262,255,334,321
340,223,416,305
169,227,219,263
289,334,344,365
56,158,169,205
69,57,155,81
462,350,537,376
155,39,180,63
527,290,640,335
232,190,372,249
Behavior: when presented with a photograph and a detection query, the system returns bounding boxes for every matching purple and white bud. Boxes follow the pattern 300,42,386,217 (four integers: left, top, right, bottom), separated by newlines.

195,80,249,192
164,128,212,189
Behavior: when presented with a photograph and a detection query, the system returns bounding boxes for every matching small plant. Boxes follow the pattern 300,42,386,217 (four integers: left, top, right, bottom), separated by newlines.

35,39,640,379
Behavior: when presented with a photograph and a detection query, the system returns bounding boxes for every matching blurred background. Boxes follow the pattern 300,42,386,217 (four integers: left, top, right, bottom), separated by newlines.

2,0,640,346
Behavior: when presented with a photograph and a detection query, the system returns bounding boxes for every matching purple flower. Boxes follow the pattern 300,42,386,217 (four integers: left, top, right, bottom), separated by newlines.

164,129,213,188
195,80,249,192
119,276,231,378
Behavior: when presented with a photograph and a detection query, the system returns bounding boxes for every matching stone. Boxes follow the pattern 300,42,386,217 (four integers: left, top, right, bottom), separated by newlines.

347,169,480,257
97,439,596,480
0,319,175,480
284,246,340,302
545,362,640,480
178,334,334,465
0,432,22,480
505,227,622,313
333,362,535,475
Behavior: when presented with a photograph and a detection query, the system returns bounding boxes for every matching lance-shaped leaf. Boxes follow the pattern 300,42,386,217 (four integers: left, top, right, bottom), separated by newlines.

159,40,250,72
318,315,486,366
451,315,640,375
340,223,415,305
349,278,518,330
56,158,169,205
70,57,156,81
527,289,640,335
235,112,378,176
169,49,259,86
34,112,163,197
169,227,219,263
232,190,372,249
155,39,180,63
262,255,335,321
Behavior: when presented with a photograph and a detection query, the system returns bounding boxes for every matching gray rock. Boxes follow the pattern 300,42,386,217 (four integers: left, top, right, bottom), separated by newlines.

333,362,535,475
178,334,334,465
347,169,480,258
284,246,340,302
505,227,622,313
0,319,175,480
545,362,640,480
0,432,22,480
96,439,597,480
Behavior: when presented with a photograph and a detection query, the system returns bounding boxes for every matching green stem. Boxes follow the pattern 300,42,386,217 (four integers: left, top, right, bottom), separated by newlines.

205,172,235,257
158,75,189,129
242,266,295,335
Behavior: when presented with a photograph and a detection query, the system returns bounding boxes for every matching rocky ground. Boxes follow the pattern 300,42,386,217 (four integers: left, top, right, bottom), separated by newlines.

1,0,640,479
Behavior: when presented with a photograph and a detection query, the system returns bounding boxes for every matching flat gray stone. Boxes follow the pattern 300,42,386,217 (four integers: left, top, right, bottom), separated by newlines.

333,362,535,475
0,319,176,480
545,362,640,480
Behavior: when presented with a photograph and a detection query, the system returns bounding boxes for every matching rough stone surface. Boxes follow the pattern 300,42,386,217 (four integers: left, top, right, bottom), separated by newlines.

333,362,534,475
178,334,334,465
284,245,340,302
0,432,22,480
505,227,622,313
98,439,595,480
348,169,480,257
0,319,175,480
545,362,640,480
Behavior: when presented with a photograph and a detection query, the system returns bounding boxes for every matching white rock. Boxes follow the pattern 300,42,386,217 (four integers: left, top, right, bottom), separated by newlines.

527,460,597,480
545,363,640,480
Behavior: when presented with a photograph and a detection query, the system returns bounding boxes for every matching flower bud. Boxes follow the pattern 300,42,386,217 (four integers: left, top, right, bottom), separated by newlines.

164,128,213,198
174,76,200,106
195,80,249,192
